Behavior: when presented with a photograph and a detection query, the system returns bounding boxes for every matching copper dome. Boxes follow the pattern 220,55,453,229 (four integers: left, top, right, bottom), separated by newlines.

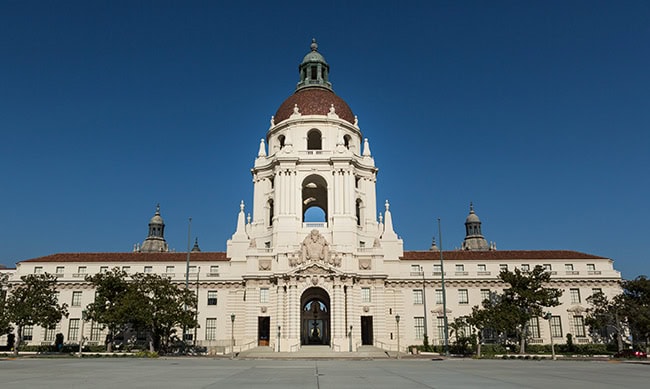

274,87,355,125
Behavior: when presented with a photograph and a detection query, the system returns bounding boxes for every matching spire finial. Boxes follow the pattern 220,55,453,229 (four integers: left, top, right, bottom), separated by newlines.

240,200,245,212
155,203,161,215
311,38,318,51
469,201,474,213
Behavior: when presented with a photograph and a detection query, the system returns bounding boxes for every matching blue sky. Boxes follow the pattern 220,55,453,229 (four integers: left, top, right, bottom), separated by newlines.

1,1,648,280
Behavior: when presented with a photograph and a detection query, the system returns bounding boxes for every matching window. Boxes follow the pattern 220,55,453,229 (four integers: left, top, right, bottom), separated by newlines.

411,264,422,275
188,266,197,274
184,333,193,341
413,289,423,305
90,322,102,341
520,264,530,271
477,264,486,272
414,317,425,340
260,288,269,304
550,316,562,338
99,266,108,273
433,264,442,274
34,266,43,274
480,289,491,303
436,317,446,340
22,325,34,341
166,266,174,273
528,317,540,338
570,288,581,304
144,266,153,273
573,316,586,337
307,129,322,150
591,288,602,296
565,264,574,271
77,266,87,274
587,264,596,271
543,264,552,271
458,289,469,304
205,318,217,341
210,265,219,275
122,266,130,273
72,291,82,307
68,319,80,341
499,264,508,272
207,291,218,306
56,266,65,274
435,289,444,304
44,327,57,342
455,264,464,272
361,287,371,303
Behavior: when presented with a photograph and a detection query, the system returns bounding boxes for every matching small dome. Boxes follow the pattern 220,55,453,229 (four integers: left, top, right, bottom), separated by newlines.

465,203,481,223
149,204,164,225
302,50,327,65
274,88,355,124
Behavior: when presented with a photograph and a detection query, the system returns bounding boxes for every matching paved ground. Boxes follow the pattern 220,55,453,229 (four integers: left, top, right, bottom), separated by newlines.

1,357,647,388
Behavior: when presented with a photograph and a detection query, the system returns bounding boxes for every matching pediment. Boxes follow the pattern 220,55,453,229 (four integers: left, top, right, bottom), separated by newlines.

431,306,452,314
289,263,342,276
566,304,587,313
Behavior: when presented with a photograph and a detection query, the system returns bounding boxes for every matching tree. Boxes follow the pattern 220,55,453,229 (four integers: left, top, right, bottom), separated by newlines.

5,273,68,355
498,265,563,354
621,276,650,352
448,316,472,355
0,273,13,336
129,273,197,353
585,290,625,351
85,268,131,352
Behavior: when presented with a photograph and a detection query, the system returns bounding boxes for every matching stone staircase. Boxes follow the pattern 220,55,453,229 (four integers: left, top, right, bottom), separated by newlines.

237,345,390,359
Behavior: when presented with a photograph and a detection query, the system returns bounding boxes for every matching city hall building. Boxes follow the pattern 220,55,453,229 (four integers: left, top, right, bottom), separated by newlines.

5,41,622,354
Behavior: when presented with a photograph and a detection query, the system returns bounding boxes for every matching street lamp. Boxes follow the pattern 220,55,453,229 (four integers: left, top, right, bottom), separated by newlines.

544,312,556,360
277,325,281,352
78,309,87,358
396,314,401,359
230,313,235,359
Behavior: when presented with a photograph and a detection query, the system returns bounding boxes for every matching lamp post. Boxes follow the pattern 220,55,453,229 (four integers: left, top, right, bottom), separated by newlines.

277,325,281,352
396,314,401,359
230,313,235,359
182,217,192,346
349,325,353,352
438,218,450,356
78,309,87,358
544,312,556,360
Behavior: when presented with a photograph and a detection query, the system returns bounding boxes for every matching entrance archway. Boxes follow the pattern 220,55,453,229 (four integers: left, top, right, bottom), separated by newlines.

300,287,331,345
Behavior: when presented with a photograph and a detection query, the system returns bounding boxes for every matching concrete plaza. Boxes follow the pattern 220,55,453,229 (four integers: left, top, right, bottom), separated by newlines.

1,357,647,388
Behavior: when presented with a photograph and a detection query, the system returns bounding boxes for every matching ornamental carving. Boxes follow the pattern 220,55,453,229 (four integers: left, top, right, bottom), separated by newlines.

258,259,271,271
289,230,342,267
359,257,371,270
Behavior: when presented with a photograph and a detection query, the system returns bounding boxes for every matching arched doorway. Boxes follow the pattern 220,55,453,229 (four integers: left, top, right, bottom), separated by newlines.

300,287,331,346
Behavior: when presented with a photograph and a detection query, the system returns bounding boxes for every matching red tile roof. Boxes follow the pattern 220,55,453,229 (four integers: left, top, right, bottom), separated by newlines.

21,252,229,263
274,88,355,124
401,250,607,261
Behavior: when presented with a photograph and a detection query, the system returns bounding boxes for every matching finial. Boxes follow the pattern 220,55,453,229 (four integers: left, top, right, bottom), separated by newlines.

247,213,251,224
469,202,474,213
155,203,160,214
385,200,390,211
240,200,245,212
379,213,383,223
311,38,318,51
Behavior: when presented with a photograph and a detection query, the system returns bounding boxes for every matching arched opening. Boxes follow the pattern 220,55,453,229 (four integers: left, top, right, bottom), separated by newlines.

343,134,351,149
302,175,328,224
355,199,363,226
267,199,274,227
307,129,322,150
278,135,286,149
301,287,331,345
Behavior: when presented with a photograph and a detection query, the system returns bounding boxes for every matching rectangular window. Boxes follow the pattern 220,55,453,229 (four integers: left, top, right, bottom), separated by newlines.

72,291,82,307
77,266,87,274
455,264,464,272
210,265,219,275
499,264,508,272
144,266,153,273
528,317,540,338
570,288,581,304
543,264,552,271
436,317,445,340
205,318,217,341
435,289,443,304
414,317,425,340
458,289,469,305
207,290,218,306
413,289,423,305
550,316,562,338
99,266,108,273
188,266,197,274
480,289,491,303
565,264,574,271
573,316,586,337
591,288,602,296
22,325,34,341
411,264,422,275
44,327,57,342
68,319,80,341
122,266,130,273
260,288,269,304
587,264,596,271
477,264,486,272
433,264,442,274
90,322,102,342
34,266,43,274
520,264,530,271
56,266,65,274
361,287,371,303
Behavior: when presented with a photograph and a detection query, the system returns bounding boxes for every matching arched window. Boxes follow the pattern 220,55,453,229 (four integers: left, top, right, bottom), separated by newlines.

268,199,274,227
307,129,322,150
344,134,351,149
356,199,363,226
278,135,286,149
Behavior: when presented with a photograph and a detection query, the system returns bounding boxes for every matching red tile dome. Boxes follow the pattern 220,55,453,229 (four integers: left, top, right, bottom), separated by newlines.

274,87,355,125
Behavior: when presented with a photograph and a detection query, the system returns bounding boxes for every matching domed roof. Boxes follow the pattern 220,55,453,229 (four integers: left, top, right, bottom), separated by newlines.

274,87,355,125
465,203,481,224
149,204,164,225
